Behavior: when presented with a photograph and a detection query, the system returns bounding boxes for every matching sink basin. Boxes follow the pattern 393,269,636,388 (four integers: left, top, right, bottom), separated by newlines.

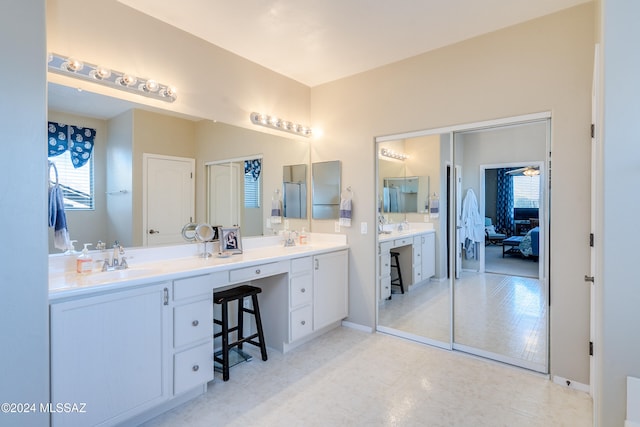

95,267,156,282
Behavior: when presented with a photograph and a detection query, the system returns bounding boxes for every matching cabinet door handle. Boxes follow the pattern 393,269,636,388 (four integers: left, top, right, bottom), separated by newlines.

192,320,199,327
192,365,199,372
301,288,306,293
301,320,306,326
314,259,319,270
163,288,169,305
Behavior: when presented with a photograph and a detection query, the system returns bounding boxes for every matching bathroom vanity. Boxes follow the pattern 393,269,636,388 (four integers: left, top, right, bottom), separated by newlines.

378,226,436,301
48,234,348,427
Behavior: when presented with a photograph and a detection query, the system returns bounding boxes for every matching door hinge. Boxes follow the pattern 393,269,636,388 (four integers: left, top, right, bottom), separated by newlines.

589,341,594,356
190,172,193,179
589,233,594,247
591,124,595,139
584,275,595,283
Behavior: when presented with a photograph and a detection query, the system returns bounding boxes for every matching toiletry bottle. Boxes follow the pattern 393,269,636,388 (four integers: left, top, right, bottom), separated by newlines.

299,227,308,245
76,243,93,274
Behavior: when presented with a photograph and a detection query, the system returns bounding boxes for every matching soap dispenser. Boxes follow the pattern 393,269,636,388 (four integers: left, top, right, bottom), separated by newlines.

76,243,93,274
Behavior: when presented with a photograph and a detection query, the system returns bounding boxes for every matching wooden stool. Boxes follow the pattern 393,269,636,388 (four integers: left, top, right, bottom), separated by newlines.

213,285,268,381
390,251,405,294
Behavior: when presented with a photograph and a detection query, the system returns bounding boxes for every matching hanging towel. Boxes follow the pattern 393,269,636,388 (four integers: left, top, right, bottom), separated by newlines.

49,184,71,250
339,195,352,227
270,197,282,224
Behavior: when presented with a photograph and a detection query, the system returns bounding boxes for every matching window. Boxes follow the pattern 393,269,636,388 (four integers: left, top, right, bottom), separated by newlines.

244,159,261,209
49,154,94,210
513,175,539,208
47,122,96,210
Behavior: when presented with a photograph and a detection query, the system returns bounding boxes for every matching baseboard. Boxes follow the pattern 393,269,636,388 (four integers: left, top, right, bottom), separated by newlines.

551,375,590,393
341,320,373,333
626,421,640,427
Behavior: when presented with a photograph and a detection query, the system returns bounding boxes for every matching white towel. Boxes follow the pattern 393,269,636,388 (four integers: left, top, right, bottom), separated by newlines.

339,197,352,227
270,197,282,224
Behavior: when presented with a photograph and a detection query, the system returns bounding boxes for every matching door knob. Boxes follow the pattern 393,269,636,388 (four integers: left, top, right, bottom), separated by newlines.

149,229,160,234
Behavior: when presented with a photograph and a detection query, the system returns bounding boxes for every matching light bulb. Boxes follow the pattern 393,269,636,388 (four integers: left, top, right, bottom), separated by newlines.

118,74,137,86
65,58,83,72
91,66,111,80
143,79,159,92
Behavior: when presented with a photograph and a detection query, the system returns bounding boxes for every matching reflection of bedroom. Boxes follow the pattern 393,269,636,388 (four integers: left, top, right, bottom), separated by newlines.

484,167,540,278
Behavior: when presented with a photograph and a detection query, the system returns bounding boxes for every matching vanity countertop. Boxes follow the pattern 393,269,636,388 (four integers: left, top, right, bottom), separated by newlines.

378,225,435,243
49,233,348,301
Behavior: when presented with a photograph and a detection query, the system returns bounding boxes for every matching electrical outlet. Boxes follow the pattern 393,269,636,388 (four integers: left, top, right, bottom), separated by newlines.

360,222,367,234
335,221,340,232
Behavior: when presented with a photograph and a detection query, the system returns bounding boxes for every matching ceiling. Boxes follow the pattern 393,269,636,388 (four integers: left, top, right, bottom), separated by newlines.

117,0,591,87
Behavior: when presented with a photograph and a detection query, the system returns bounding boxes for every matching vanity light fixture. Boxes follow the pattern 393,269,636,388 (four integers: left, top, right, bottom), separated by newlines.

250,112,313,138
380,148,408,160
48,53,177,103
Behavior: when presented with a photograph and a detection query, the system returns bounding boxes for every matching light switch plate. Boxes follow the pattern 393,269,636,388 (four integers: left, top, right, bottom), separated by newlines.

360,222,367,234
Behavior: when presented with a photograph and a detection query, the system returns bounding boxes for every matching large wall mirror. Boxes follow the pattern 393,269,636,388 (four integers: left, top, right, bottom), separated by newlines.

47,82,310,253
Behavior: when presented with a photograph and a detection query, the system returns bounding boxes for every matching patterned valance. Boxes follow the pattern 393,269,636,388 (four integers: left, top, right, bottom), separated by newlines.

244,159,262,181
48,122,96,168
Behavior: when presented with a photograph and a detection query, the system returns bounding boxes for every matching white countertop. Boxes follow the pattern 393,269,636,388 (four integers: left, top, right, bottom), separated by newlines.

49,233,348,301
378,223,435,243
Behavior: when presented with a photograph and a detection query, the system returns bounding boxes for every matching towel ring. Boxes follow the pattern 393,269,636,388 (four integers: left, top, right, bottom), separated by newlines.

48,161,59,186
341,186,353,199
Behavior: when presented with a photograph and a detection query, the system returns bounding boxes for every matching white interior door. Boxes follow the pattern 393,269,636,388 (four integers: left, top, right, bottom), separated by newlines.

144,155,195,246
208,163,240,228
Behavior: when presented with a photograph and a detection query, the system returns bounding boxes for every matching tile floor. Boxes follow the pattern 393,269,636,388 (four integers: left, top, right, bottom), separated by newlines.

142,327,591,427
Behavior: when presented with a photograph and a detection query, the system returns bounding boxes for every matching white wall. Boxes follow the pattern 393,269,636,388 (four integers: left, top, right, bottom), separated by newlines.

598,1,640,424
0,1,49,426
311,4,595,384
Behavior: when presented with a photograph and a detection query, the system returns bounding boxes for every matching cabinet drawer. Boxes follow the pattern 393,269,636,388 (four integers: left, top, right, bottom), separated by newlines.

379,241,393,253
380,253,391,275
174,271,228,301
174,342,214,395
394,237,412,247
291,256,312,275
229,261,287,283
174,299,212,348
290,305,313,341
413,267,422,283
380,275,391,300
290,274,312,308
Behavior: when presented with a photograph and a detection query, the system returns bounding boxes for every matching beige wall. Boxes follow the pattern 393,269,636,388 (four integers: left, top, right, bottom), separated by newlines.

47,0,311,135
311,3,595,384
194,121,310,235
132,110,197,245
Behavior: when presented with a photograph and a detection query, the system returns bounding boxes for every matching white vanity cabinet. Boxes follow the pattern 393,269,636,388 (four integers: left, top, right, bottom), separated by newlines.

172,272,227,396
313,250,349,330
50,283,171,427
289,256,314,341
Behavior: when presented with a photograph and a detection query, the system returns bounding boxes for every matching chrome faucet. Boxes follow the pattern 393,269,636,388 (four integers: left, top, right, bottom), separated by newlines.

284,231,297,247
102,241,127,271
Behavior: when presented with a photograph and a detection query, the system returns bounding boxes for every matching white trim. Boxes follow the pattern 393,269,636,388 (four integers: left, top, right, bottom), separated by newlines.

552,375,591,393
341,321,373,333
377,325,452,350
204,153,263,166
375,111,551,143
454,343,547,374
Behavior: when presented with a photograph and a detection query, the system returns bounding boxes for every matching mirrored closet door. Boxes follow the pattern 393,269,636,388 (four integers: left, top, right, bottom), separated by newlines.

375,114,550,373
